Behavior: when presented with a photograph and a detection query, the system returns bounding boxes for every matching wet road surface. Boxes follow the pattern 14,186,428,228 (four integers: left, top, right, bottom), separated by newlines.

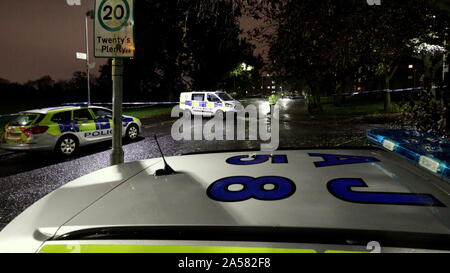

0,99,390,229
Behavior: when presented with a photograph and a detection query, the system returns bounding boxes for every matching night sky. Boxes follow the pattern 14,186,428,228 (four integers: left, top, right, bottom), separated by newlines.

0,0,102,83
0,0,259,84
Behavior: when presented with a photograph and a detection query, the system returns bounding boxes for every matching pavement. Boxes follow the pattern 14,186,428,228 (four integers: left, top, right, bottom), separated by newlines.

0,99,390,230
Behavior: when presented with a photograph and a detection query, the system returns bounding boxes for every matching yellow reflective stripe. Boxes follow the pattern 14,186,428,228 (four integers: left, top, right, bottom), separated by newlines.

40,245,317,253
47,124,61,136
77,121,96,132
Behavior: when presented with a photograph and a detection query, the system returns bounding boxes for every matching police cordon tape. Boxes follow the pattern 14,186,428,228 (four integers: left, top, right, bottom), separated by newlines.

62,99,259,108
344,85,447,96
0,99,260,118
62,102,179,108
2,88,446,118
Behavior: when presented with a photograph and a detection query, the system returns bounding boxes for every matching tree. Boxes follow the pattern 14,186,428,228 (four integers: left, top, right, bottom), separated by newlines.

95,0,254,102
218,59,263,96
182,0,253,90
245,0,447,113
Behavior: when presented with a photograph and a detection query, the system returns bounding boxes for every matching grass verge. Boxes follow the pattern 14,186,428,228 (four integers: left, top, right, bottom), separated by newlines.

318,95,401,116
123,105,174,119
322,102,387,116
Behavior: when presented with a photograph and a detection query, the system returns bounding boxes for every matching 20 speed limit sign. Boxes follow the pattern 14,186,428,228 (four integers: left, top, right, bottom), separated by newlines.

94,0,134,58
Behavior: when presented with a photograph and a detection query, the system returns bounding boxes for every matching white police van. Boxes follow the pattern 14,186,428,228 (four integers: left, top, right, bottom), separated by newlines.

179,91,241,117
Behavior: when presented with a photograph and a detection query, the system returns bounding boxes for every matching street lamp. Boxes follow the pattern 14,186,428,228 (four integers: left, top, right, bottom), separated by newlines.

85,10,95,104
408,64,416,88
84,10,95,105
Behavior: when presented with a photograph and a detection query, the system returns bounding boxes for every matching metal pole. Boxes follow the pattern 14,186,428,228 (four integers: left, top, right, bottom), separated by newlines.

111,58,124,165
442,39,447,109
443,40,447,83
85,16,91,105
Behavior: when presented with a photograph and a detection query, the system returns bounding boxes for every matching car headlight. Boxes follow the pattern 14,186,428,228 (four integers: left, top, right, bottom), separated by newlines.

225,103,234,108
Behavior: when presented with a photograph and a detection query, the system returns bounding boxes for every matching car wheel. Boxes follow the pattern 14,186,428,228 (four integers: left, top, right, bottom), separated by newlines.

56,135,79,156
214,110,224,118
126,124,139,141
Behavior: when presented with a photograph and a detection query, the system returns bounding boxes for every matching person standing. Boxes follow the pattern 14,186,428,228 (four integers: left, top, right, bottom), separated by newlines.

269,92,277,116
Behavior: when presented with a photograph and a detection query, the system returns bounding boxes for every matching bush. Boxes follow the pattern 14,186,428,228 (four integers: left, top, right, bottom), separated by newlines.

400,87,448,137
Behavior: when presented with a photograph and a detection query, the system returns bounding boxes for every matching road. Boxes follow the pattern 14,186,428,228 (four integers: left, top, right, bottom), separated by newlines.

0,99,390,229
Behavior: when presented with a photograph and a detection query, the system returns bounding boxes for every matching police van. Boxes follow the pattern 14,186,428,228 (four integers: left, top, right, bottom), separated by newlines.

179,91,242,117
0,106,142,156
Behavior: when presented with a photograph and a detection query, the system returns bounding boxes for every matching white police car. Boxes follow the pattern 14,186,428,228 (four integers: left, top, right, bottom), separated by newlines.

0,106,142,156
0,148,448,253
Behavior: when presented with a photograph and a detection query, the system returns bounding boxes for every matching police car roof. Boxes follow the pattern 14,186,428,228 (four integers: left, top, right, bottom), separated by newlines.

63,150,450,234
20,106,108,115
0,148,449,252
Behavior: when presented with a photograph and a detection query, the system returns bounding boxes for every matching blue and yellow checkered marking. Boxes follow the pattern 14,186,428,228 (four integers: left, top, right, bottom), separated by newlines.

95,119,111,130
59,121,80,133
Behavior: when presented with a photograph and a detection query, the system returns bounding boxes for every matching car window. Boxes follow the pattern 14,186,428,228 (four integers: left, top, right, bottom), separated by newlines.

216,92,233,101
51,111,72,123
92,108,112,119
7,114,38,126
192,94,205,101
73,109,93,121
207,94,220,102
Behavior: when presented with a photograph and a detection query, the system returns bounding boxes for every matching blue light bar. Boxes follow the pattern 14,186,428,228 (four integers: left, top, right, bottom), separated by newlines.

367,129,450,181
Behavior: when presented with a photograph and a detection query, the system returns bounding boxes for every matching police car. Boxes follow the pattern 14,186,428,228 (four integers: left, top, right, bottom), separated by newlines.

179,91,242,117
0,148,448,253
0,106,142,156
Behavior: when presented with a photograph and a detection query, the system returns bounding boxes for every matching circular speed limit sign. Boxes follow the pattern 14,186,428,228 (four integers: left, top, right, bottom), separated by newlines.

98,0,130,32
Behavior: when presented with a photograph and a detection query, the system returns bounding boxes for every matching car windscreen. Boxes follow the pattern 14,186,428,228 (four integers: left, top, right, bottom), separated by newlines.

7,114,38,126
216,93,233,101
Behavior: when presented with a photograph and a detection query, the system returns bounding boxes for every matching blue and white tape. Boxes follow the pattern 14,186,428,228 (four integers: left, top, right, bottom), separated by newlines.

349,85,447,96
62,102,178,106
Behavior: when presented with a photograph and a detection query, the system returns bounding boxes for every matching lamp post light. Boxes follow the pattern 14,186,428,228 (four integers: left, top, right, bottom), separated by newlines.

408,64,416,89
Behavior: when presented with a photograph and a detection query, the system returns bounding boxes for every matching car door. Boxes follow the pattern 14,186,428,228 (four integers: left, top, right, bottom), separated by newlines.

91,108,113,141
73,109,98,144
191,93,206,115
206,94,221,115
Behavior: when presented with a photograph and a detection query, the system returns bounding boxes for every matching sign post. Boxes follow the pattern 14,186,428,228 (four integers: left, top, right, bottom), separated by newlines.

111,58,124,165
94,0,134,165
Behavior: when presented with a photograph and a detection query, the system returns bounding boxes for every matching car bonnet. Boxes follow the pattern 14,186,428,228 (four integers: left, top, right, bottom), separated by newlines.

55,149,450,237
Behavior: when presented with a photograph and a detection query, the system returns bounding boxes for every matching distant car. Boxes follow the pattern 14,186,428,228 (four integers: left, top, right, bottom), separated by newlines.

0,148,448,253
0,106,142,156
180,91,242,117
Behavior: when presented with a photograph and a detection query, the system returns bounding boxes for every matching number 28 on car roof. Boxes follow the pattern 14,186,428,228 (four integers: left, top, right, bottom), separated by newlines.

206,153,445,207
